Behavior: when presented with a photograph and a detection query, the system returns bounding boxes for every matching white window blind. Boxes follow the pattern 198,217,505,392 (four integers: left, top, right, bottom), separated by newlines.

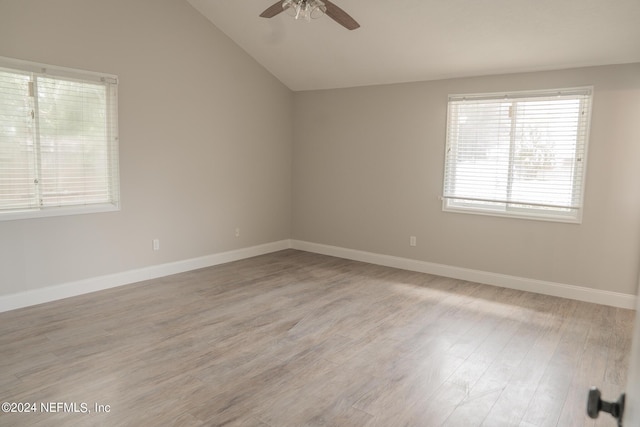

442,87,592,222
0,56,119,221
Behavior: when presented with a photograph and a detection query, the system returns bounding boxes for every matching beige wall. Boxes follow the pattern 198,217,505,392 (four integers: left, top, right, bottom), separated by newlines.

292,64,640,295
0,0,293,295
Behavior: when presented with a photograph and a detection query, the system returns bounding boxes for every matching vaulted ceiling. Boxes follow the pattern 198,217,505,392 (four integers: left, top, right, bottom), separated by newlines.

188,0,640,91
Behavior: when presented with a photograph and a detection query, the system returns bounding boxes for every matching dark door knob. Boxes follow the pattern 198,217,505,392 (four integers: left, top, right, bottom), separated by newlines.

587,387,625,426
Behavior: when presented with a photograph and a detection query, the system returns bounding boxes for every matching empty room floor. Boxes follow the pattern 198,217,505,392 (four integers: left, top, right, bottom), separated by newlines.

0,250,634,426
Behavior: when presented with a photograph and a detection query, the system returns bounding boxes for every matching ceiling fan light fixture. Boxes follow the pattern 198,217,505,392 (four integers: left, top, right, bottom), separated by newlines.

283,0,297,17
310,0,327,19
281,0,326,22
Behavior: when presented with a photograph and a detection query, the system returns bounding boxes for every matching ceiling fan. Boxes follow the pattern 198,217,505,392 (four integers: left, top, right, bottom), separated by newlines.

260,0,360,30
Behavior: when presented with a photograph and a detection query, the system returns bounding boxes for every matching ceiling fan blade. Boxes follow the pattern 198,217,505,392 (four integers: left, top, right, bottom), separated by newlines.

323,0,360,30
260,1,285,18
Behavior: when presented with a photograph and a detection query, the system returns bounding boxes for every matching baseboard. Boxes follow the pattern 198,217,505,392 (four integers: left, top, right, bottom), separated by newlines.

3,238,635,313
291,240,637,310
0,239,292,313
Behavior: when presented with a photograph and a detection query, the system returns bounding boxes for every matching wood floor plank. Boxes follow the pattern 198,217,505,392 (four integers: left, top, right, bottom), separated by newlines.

519,301,596,426
0,250,634,427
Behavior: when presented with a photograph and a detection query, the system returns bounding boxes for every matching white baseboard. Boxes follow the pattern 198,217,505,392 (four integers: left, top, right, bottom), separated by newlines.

2,238,635,313
0,240,292,313
291,240,637,310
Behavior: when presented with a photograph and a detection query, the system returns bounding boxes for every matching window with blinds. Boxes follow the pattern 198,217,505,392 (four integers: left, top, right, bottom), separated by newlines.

442,87,592,223
0,56,119,221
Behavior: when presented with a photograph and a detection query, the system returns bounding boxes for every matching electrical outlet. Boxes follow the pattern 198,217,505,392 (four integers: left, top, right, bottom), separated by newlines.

153,239,160,251
410,236,417,247
235,228,240,238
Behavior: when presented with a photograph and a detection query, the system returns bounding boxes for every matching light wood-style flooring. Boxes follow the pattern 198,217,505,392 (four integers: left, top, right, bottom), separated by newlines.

0,250,634,426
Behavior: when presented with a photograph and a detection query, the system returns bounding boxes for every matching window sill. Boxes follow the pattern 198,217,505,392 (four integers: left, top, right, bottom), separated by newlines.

0,203,121,222
442,203,582,224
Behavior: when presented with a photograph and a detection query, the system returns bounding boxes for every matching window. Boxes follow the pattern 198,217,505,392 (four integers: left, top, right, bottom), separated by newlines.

442,87,592,223
0,56,119,221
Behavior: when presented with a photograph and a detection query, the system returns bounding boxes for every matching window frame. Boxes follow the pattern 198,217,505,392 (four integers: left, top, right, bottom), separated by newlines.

0,56,120,221
441,87,593,223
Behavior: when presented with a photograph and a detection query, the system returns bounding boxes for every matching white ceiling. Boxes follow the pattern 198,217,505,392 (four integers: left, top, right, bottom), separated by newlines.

187,0,640,91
